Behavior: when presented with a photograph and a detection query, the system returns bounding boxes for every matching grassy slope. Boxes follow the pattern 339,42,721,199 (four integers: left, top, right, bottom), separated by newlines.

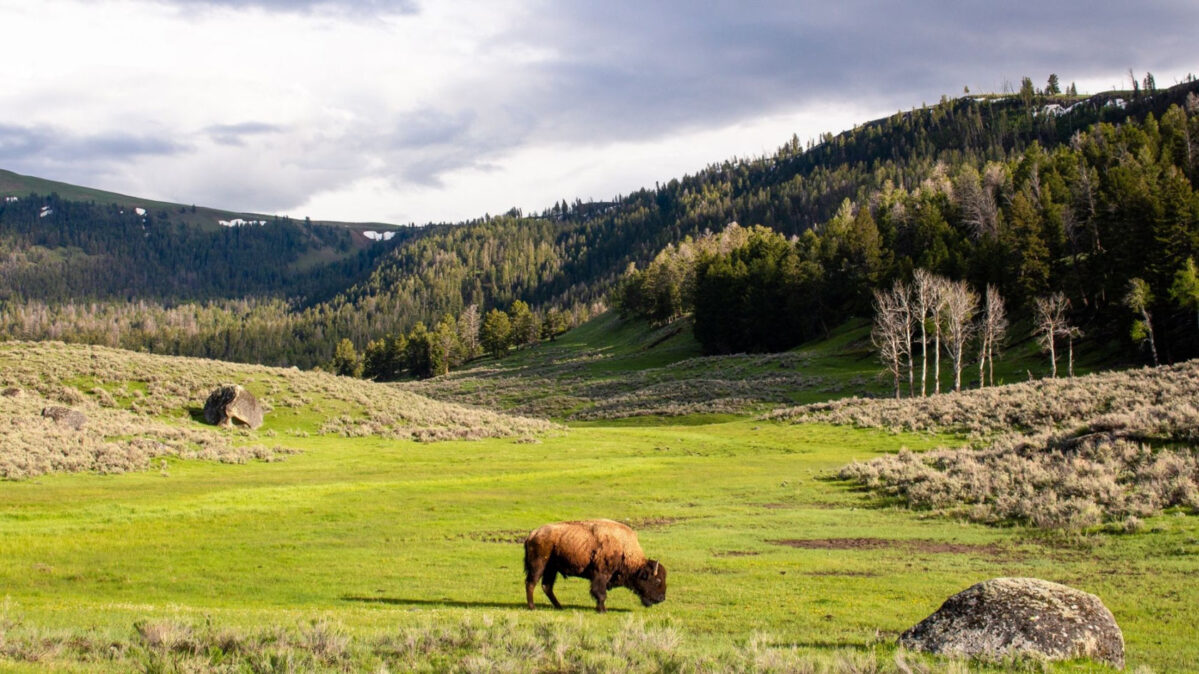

406,311,1098,421
0,168,398,232
0,332,1194,670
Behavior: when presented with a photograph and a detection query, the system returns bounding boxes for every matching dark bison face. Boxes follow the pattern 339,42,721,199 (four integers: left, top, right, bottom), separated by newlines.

633,560,667,606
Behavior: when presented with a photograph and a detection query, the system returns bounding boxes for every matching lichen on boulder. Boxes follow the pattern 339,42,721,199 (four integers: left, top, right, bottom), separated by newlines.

899,577,1124,669
203,385,264,430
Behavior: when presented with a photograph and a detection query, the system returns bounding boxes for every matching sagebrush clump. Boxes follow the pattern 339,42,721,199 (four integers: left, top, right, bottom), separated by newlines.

775,361,1199,529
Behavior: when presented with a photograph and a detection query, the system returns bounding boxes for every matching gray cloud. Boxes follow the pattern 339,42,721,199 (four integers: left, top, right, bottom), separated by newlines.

156,0,418,16
205,121,284,146
0,124,187,164
369,0,1197,189
503,1,1197,142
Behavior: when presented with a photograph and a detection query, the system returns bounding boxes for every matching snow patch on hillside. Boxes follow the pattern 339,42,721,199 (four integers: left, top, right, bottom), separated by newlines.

363,230,396,241
39,206,52,218
219,218,267,227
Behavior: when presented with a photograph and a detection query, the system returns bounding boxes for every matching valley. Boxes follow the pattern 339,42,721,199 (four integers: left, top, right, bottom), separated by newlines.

1,73,1197,672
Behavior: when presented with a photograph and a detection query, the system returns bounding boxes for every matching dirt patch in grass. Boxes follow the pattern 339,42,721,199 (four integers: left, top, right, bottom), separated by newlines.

460,530,527,544
713,550,760,557
628,516,683,530
768,537,1003,556
803,570,881,577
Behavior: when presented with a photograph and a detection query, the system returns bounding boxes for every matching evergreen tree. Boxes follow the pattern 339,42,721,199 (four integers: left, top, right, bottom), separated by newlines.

331,338,362,378
1046,73,1061,95
480,309,512,359
404,322,436,379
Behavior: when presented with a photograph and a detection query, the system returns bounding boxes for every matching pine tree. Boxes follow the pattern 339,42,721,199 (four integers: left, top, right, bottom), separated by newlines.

331,338,362,378
1046,73,1061,95
480,309,512,359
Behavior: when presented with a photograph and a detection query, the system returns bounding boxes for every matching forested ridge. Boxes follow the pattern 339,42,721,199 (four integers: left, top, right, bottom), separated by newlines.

2,75,1196,370
0,195,411,304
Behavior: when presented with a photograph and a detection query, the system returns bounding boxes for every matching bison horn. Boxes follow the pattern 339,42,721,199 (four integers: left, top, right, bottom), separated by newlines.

650,560,659,574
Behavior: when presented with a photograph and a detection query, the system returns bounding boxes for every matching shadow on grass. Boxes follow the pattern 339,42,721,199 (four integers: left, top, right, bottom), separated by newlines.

186,406,207,424
342,595,629,612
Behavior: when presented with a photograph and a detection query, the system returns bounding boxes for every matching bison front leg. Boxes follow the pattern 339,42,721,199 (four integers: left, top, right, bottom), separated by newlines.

541,569,563,609
589,575,610,613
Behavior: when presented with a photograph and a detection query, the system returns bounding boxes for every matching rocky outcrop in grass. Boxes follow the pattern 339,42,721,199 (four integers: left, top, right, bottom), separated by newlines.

900,578,1124,669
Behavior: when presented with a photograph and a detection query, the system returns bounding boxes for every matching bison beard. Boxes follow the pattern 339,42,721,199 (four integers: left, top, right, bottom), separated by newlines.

523,519,667,613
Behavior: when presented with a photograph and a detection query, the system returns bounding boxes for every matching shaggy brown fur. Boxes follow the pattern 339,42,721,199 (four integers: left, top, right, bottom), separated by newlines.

523,519,666,613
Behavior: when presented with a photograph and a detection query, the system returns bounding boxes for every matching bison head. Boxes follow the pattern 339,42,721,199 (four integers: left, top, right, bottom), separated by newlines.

632,560,667,606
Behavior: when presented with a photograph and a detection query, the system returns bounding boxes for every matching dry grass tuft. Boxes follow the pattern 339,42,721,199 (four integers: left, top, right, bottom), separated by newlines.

0,612,1036,673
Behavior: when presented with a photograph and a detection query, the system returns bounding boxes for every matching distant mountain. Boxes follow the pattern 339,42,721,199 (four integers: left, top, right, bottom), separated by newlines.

0,172,416,304
0,168,396,233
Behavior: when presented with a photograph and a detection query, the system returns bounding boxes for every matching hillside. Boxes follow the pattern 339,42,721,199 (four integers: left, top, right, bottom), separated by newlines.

0,168,399,233
0,341,552,478
403,308,1075,421
2,80,1198,369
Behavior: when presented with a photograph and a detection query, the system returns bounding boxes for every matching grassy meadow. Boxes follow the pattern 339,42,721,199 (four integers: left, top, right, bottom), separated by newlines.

0,331,1195,671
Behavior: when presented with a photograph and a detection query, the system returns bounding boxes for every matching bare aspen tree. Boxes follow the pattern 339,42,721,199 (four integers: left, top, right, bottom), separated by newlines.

954,167,999,240
942,280,979,392
1034,293,1069,378
872,282,912,399
976,285,1008,388
457,304,481,360
899,286,915,397
931,276,948,394
911,269,937,397
1063,325,1083,378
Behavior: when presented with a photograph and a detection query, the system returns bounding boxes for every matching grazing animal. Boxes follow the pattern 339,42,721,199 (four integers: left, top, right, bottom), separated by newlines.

523,519,666,613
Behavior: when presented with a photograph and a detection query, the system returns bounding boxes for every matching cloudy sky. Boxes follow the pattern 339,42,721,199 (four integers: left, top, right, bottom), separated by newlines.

0,1,1195,224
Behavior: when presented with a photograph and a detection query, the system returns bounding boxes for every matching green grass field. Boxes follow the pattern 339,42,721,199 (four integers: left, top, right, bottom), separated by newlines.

0,323,1194,671
2,415,1196,671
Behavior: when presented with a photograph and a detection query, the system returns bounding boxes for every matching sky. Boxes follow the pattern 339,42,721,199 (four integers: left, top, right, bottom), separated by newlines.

0,1,1195,225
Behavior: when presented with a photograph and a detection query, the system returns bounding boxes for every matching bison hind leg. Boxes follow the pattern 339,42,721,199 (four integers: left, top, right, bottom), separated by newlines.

525,555,548,610
541,568,563,609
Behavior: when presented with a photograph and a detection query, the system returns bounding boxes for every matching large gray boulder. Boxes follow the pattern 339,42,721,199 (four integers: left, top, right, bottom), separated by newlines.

899,577,1124,669
203,385,264,430
41,406,87,430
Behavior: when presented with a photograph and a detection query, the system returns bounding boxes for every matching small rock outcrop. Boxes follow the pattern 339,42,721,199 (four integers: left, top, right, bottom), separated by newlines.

41,406,87,430
203,385,264,430
900,577,1124,669
2,387,21,397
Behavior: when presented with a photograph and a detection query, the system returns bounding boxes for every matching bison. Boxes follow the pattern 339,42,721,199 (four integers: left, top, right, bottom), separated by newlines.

523,519,666,613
